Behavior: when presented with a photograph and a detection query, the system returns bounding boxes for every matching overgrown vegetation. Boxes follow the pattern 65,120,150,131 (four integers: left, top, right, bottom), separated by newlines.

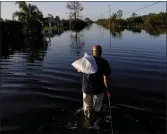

1,1,88,38
12,1,44,35
1,21,49,61
97,12,167,28
66,1,88,30
66,1,84,20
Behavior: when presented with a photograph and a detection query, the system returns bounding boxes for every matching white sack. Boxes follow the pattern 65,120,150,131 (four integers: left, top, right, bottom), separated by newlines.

71,53,98,74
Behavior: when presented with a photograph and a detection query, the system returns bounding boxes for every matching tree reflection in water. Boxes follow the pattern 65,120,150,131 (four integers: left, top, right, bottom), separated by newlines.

126,27,142,34
109,26,167,38
23,36,51,63
42,28,64,38
110,27,124,39
144,27,167,37
69,30,85,56
1,27,67,63
1,35,51,63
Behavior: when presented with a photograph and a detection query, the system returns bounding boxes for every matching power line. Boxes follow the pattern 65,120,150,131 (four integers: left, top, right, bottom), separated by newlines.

97,2,161,20
109,4,111,29
124,2,161,15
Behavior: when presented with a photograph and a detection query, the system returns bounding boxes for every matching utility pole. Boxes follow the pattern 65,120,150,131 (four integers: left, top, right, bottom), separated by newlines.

102,13,104,20
100,13,103,24
101,13,104,37
109,4,111,29
66,12,72,31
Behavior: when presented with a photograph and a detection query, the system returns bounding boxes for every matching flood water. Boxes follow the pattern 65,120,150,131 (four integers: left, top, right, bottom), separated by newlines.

0,24,166,134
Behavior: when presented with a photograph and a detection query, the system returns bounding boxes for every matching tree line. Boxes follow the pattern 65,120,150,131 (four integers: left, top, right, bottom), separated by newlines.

1,1,91,37
96,11,167,28
0,1,90,59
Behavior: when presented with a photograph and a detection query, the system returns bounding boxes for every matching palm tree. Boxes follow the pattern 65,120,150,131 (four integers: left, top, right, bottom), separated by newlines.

13,1,44,34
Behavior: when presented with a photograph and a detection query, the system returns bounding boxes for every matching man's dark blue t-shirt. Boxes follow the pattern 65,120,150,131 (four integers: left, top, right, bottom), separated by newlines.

82,56,111,95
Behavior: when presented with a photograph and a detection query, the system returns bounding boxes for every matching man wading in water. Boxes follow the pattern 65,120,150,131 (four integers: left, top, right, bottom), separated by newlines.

78,45,111,128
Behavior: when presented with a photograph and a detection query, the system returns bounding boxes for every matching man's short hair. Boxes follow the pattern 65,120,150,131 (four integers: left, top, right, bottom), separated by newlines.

92,45,102,57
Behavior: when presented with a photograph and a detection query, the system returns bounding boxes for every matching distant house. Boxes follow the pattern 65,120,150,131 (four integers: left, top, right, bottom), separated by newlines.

84,18,92,24
45,16,63,27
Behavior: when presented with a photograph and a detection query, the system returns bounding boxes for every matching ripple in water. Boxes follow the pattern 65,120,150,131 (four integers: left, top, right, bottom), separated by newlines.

0,24,166,134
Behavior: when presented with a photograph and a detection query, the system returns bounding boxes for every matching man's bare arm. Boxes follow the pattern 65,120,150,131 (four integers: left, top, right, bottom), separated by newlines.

104,75,110,89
